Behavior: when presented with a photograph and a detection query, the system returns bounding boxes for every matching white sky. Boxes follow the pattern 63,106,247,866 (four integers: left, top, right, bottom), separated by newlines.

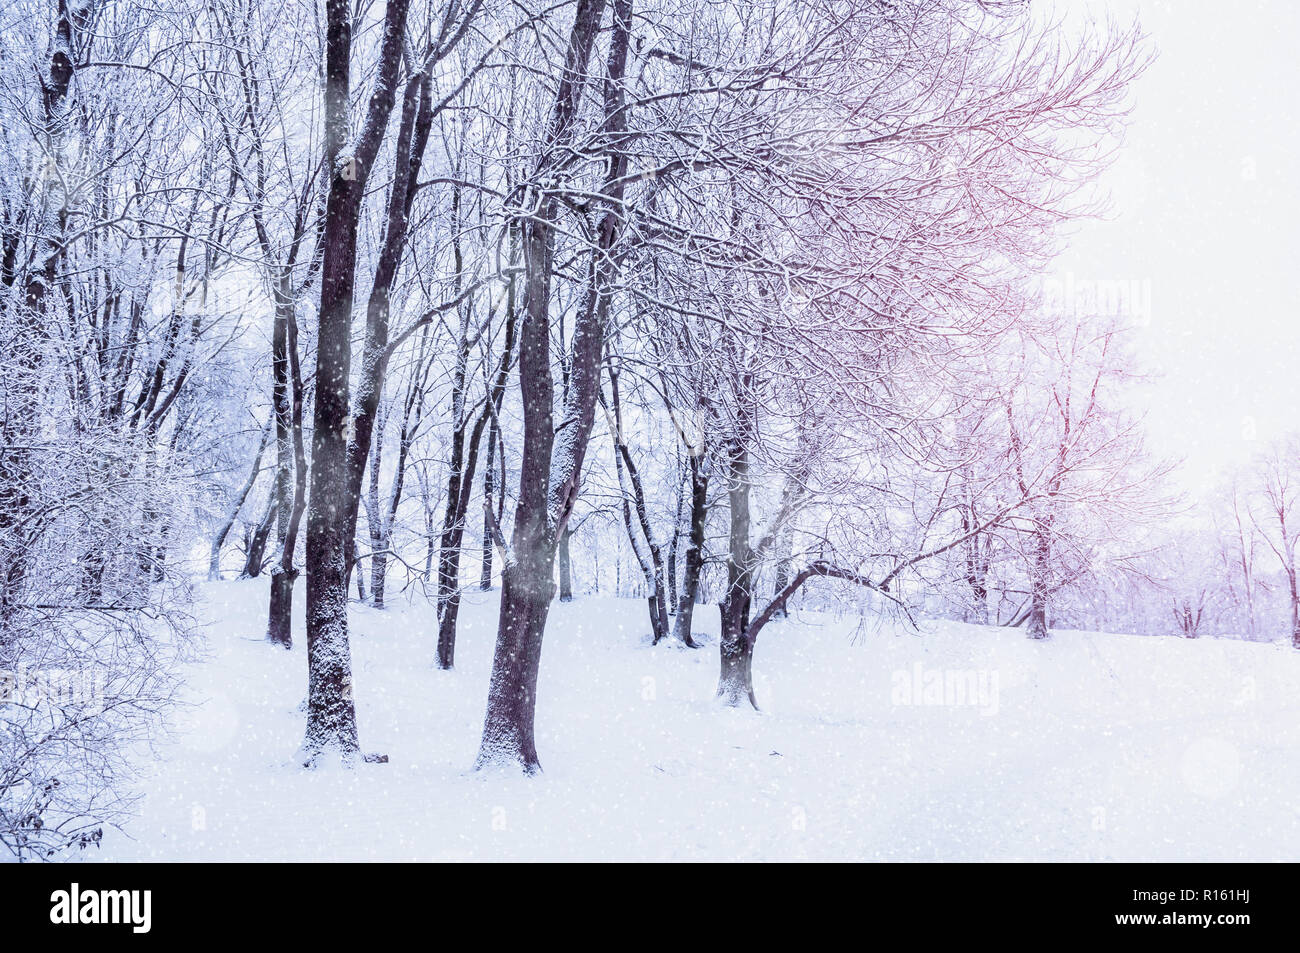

1054,0,1300,499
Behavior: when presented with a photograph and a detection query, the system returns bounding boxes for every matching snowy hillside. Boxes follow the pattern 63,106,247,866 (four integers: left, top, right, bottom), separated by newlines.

89,580,1300,863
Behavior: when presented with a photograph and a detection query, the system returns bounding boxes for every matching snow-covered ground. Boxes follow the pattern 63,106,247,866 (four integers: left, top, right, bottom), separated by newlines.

91,579,1300,861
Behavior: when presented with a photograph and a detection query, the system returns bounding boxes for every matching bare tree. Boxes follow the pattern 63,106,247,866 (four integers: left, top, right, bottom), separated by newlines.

1246,437,1300,648
301,0,412,765
476,0,630,772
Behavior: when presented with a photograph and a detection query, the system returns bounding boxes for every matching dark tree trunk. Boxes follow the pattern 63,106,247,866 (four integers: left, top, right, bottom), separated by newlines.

649,591,669,643
270,296,294,559
434,397,485,672
267,567,295,649
434,402,504,668
436,592,463,668
242,496,276,578
476,190,563,769
479,411,498,591
435,325,473,669
1025,524,1050,640
557,527,574,601
671,454,706,647
666,464,685,615
717,611,757,708
477,0,624,772
666,537,679,615
717,436,757,707
479,564,553,771
302,0,410,765
267,285,306,648
366,408,387,608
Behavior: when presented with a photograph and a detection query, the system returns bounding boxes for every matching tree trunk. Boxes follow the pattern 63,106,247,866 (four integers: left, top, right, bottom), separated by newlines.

671,454,706,647
1025,524,1050,640
607,365,669,642
666,462,686,615
557,527,574,601
476,193,563,768
438,237,518,666
369,551,387,608
476,0,622,772
267,567,296,649
436,591,463,669
266,285,305,648
210,424,271,580
717,435,757,707
960,503,991,625
302,0,410,765
770,528,792,621
666,530,679,615
355,541,367,603
479,412,498,591
970,577,989,625
434,330,473,669
435,401,501,668
270,294,294,561
242,496,276,578
1289,570,1300,649
341,67,433,598
479,562,552,772
717,610,757,708
366,408,387,609
370,548,388,609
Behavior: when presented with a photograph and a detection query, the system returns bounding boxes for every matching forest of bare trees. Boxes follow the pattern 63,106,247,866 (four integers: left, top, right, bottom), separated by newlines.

4,0,1294,861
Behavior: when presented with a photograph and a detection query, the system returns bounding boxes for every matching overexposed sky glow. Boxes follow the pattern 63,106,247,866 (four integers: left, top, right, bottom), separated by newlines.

1057,0,1300,498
